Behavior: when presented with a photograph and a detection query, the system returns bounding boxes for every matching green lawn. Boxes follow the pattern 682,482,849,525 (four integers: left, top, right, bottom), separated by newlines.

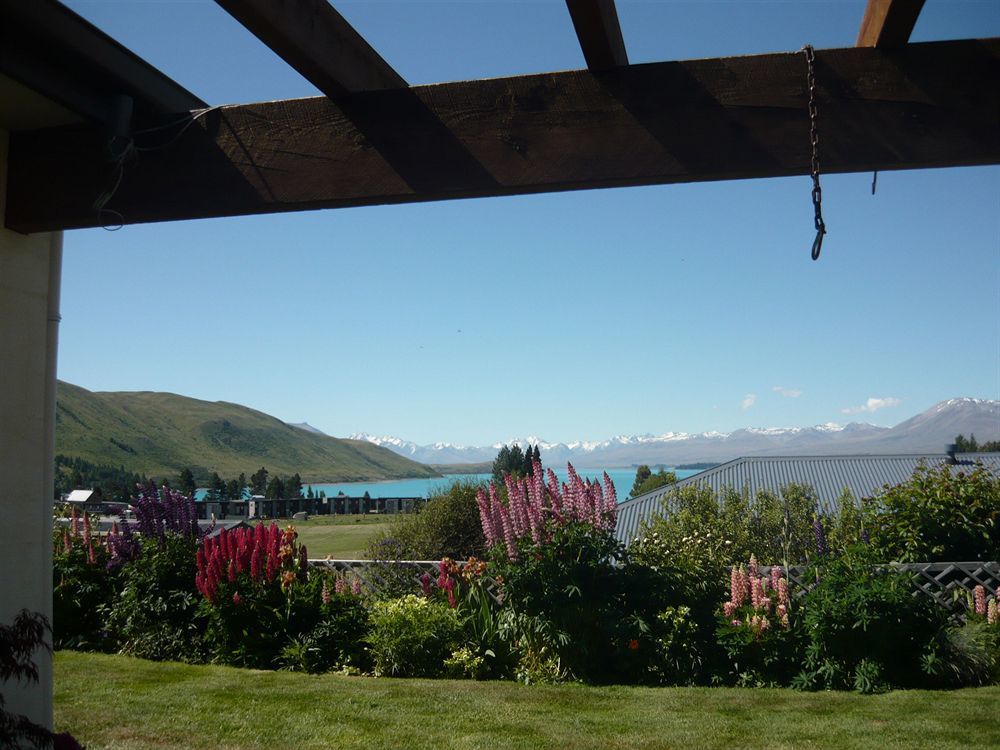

254,515,393,558
55,651,1000,750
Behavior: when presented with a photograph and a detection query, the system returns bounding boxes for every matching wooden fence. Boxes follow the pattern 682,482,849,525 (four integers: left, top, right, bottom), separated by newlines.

310,559,998,618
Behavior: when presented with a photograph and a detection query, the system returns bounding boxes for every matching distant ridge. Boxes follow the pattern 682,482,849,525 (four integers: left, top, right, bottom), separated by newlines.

288,422,327,436
351,398,1000,467
55,381,439,483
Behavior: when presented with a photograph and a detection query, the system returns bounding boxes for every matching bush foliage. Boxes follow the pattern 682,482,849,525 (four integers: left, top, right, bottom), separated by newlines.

866,461,1000,562
365,480,487,561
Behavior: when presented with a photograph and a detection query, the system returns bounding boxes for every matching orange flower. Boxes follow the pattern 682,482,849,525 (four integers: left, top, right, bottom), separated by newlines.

627,639,640,651
281,570,296,591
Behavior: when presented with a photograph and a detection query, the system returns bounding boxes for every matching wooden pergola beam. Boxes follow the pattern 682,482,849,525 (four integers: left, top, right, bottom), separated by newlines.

214,0,406,96
6,38,999,233
857,0,926,48
565,0,628,69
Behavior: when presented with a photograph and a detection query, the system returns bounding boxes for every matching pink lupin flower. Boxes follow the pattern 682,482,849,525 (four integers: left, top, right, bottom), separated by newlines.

987,597,998,626
82,512,92,549
777,578,789,608
722,601,737,618
751,576,765,610
748,554,759,580
334,577,347,595
232,591,242,606
86,539,95,565
321,580,331,605
70,506,79,537
476,489,496,547
731,566,748,607
62,529,71,553
420,572,432,597
973,585,988,616
351,577,362,596
770,565,782,591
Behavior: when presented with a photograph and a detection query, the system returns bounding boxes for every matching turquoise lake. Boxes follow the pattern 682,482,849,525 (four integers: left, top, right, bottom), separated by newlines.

300,467,702,501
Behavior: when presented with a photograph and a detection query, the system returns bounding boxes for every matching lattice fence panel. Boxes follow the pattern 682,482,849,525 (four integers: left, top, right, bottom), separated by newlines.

757,562,999,618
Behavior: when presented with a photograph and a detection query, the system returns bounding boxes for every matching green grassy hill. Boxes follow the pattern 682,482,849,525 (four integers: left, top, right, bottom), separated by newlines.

55,381,439,483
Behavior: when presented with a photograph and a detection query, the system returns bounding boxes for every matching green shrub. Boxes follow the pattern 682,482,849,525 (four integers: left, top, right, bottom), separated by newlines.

933,619,1000,687
437,559,517,680
639,483,822,567
366,594,462,677
793,546,949,692
492,520,634,683
865,461,1000,562
52,517,118,650
107,533,205,662
279,592,370,674
628,526,729,684
365,481,487,561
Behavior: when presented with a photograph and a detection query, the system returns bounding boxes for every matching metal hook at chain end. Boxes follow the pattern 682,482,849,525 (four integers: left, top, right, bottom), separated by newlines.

811,226,825,261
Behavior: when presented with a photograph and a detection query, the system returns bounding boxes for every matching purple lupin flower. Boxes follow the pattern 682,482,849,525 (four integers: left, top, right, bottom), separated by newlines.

813,517,828,556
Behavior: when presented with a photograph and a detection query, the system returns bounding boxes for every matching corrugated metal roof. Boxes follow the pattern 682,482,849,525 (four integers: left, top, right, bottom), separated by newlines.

615,453,1000,546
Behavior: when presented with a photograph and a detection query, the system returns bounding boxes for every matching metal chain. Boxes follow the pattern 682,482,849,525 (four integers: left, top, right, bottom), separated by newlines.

803,45,826,261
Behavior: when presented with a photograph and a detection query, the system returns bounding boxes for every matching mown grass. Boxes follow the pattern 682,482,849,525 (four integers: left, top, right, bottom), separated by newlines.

56,651,1000,750
253,515,392,558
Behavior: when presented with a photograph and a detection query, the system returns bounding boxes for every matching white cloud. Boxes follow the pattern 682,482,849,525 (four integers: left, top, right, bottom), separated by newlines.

841,397,902,415
772,386,802,398
741,393,757,410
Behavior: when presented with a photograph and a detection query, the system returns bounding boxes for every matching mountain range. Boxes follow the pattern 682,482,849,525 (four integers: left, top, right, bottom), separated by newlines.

56,382,438,483
350,398,1000,467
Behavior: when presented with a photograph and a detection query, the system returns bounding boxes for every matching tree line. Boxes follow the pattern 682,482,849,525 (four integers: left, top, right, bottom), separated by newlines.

55,457,323,504
954,433,1000,453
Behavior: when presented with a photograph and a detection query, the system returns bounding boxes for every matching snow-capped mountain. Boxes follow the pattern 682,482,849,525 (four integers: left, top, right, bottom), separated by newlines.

348,398,999,467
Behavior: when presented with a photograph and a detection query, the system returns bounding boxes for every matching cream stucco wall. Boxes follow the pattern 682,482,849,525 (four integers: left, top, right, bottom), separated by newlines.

0,127,61,731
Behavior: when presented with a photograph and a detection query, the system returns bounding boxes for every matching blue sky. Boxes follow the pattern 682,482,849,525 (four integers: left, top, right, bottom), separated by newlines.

58,1,999,445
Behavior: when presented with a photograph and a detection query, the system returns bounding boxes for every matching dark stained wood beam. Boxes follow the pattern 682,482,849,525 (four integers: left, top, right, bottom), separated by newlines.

6,39,999,233
214,0,406,96
857,0,926,48
565,0,628,69
0,0,205,125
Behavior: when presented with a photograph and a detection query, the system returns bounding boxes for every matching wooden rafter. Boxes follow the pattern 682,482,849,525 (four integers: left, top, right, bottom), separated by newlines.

6,39,999,233
215,0,406,97
857,0,926,48
565,0,628,69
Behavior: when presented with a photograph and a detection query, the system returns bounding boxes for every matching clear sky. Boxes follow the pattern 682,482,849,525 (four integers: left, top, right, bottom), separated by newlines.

57,0,999,445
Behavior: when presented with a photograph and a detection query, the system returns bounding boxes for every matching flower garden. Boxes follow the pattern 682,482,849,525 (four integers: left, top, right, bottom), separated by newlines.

45,460,1000,690
13,459,1000,747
